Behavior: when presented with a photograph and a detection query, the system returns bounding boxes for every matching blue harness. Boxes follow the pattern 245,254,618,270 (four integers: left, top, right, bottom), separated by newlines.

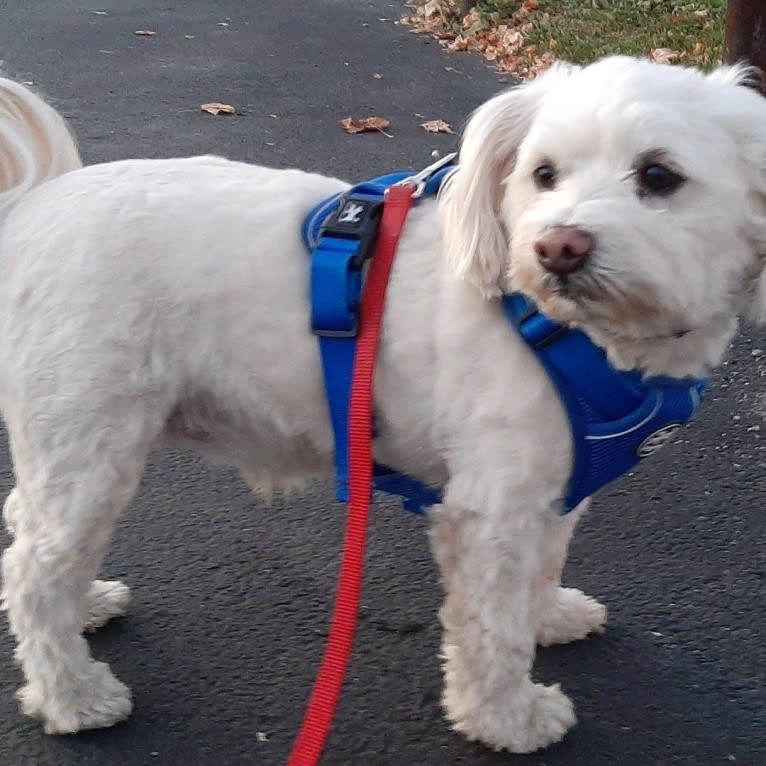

302,165,707,514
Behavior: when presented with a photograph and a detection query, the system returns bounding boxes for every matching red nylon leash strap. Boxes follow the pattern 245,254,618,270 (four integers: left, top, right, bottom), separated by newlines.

286,184,416,766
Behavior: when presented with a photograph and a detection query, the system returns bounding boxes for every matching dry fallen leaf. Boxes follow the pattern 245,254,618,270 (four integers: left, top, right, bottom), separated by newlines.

420,119,454,134
134,30,156,36
340,116,391,136
200,102,237,115
650,47,679,64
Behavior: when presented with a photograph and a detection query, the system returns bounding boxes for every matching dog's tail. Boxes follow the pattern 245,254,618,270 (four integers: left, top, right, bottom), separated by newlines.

0,77,81,227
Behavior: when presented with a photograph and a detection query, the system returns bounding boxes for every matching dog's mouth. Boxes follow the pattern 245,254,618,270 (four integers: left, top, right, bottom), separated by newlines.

544,273,586,302
517,270,601,320
516,271,697,343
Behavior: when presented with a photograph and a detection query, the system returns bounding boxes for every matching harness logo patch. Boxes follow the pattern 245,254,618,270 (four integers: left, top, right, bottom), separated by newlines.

338,201,365,224
636,423,681,458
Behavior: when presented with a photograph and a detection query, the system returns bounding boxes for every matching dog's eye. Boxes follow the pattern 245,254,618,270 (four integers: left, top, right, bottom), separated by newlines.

533,164,557,190
636,163,685,197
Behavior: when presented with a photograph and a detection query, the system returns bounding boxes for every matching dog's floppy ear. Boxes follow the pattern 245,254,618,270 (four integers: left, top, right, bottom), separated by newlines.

438,65,576,298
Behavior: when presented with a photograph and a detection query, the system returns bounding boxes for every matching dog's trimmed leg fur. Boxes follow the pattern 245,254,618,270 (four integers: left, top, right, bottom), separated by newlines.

83,580,132,633
430,493,599,751
425,278,578,752
0,403,155,732
431,501,576,752
3,488,130,633
533,503,607,647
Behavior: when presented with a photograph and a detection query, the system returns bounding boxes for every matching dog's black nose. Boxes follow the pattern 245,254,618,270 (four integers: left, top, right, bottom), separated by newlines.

534,227,594,275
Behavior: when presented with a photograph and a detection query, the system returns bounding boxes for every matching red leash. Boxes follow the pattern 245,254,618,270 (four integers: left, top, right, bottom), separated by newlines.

286,184,416,766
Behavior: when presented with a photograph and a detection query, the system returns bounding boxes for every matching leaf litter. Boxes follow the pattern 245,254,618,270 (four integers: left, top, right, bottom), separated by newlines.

201,102,237,115
340,116,392,137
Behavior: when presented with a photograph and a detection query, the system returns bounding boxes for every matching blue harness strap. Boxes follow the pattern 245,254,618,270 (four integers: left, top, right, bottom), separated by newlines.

305,176,403,501
502,293,706,510
304,165,707,515
304,167,452,510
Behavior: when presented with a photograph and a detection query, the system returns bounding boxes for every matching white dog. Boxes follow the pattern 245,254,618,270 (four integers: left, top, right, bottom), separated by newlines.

1,56,765,752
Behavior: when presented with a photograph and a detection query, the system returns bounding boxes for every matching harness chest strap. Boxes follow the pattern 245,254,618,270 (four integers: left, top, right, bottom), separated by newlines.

502,293,706,509
304,165,450,512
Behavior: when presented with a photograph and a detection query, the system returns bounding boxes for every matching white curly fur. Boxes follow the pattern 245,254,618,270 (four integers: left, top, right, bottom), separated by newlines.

1,57,766,751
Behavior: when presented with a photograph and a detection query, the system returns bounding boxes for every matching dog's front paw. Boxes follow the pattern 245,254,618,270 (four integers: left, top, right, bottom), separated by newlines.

83,579,131,632
18,660,132,734
536,586,606,647
445,678,576,753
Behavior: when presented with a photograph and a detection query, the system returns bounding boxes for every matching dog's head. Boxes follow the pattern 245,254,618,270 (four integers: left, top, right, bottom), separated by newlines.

439,56,766,377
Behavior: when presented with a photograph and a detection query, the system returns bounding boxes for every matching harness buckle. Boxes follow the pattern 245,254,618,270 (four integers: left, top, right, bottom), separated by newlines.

310,155,457,339
311,193,384,338
318,195,384,268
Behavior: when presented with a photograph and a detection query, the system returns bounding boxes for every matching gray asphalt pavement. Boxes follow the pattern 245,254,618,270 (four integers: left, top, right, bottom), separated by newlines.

0,2,763,765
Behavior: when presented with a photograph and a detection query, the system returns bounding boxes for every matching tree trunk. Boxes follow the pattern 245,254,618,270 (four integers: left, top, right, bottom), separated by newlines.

724,0,766,70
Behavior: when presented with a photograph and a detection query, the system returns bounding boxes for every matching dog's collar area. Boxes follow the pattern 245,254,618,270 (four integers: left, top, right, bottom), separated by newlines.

303,164,708,515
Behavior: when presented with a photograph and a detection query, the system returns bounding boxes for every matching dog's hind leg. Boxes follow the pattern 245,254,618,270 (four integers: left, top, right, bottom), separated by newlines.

1,410,156,734
3,488,130,633
533,501,607,647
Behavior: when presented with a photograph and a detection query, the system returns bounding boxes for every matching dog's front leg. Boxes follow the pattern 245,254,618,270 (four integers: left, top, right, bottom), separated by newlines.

430,490,575,753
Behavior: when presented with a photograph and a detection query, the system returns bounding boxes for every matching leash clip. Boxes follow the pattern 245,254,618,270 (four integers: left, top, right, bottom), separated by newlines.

393,151,457,199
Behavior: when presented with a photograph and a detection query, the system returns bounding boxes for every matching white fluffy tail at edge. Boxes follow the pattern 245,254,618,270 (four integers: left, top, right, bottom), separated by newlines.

0,77,81,227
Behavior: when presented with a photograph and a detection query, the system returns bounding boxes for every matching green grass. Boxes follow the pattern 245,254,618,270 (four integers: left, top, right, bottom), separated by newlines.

410,0,728,71
521,0,727,67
